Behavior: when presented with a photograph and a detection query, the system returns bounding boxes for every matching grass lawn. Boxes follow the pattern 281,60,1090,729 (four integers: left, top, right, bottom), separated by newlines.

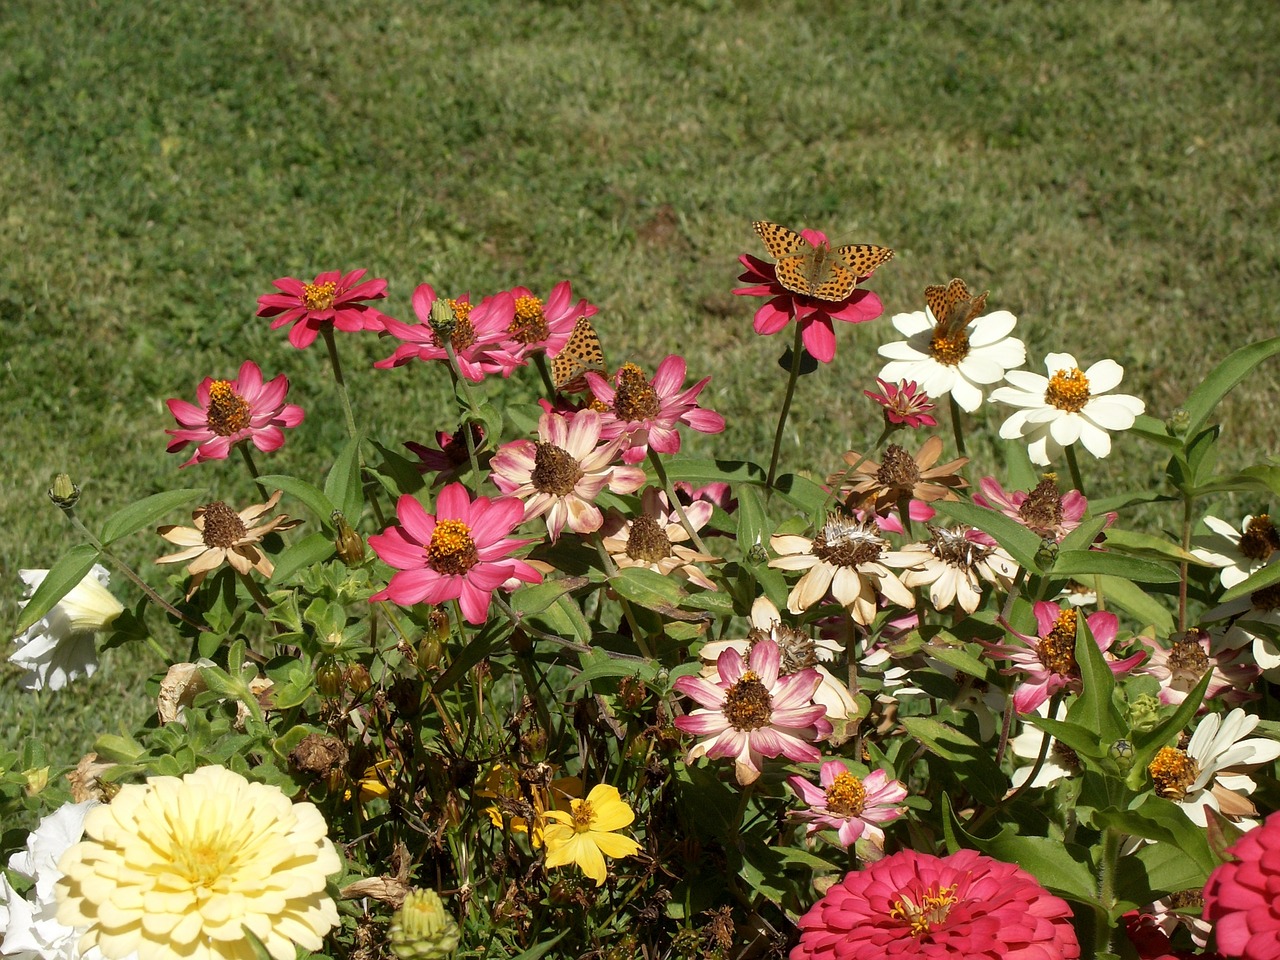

2,0,1278,756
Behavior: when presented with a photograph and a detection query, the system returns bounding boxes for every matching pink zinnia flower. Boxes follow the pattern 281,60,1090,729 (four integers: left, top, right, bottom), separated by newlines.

256,268,392,349
673,638,831,785
504,281,597,361
980,602,1145,714
585,356,725,465
792,849,1080,960
489,409,646,542
786,761,907,849
1204,808,1280,960
165,360,305,468
376,285,523,382
734,230,885,364
368,483,541,624
973,475,1090,542
865,378,938,429
1137,628,1259,707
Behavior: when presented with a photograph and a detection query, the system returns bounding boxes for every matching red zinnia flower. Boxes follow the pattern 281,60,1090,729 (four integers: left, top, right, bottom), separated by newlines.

865,378,938,429
502,281,597,361
792,849,1080,960
165,360,305,467
256,269,391,349
1204,809,1280,960
376,285,522,382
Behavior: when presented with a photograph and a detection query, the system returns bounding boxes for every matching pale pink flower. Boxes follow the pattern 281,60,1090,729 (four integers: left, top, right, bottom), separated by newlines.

786,761,907,849
792,849,1080,960
489,409,645,542
972,475,1088,542
256,268,392,349
673,639,831,786
1204,809,1280,959
600,488,719,589
503,281,597,361
165,360,305,468
1137,628,1259,707
585,356,725,464
864,378,938,429
368,484,541,624
376,285,522,381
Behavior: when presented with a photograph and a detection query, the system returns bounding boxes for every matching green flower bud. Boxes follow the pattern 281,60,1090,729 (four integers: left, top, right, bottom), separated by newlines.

315,658,343,698
429,299,457,340
390,888,460,959
1109,738,1134,771
48,473,81,509
1165,409,1191,436
1128,693,1162,733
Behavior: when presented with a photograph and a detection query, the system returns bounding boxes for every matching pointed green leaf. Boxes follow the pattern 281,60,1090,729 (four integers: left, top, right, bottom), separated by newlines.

324,436,364,522
101,489,205,546
932,500,1041,570
1181,336,1280,437
1093,575,1175,634
257,475,336,528
1221,559,1280,604
1051,549,1179,584
735,483,769,556
12,544,101,636
268,532,336,584
1100,528,1197,565
611,566,688,610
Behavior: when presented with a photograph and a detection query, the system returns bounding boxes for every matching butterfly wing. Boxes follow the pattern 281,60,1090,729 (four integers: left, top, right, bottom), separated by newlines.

551,317,606,394
753,220,808,259
925,278,988,335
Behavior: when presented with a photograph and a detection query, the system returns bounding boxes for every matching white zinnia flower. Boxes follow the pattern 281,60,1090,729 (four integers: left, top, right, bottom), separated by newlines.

1202,588,1280,677
989,352,1146,466
1009,703,1079,790
876,292,1026,412
1191,514,1279,589
0,800,135,960
9,564,122,691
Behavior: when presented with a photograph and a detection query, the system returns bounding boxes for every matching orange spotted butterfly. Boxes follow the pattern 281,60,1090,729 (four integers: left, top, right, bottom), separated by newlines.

924,278,988,336
551,316,606,393
752,221,894,302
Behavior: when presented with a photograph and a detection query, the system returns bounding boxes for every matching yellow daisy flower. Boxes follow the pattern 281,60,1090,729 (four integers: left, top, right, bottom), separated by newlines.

540,784,641,886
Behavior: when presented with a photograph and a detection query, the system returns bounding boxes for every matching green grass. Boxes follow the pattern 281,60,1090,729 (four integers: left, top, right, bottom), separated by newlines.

3,0,1279,756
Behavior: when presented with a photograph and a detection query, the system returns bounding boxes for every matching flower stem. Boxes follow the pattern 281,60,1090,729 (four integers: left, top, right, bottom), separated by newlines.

1064,444,1087,497
320,325,360,442
948,394,967,457
443,344,485,489
766,320,805,494
592,533,655,660
1178,492,1194,632
237,444,269,499
532,352,556,397
646,447,709,556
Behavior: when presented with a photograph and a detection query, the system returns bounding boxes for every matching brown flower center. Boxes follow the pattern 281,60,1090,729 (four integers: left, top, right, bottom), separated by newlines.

508,295,550,344
1168,633,1210,680
875,444,921,492
625,514,672,562
890,884,959,938
427,519,478,575
1051,739,1081,773
1149,746,1199,800
1044,368,1090,412
811,517,885,568
1037,608,1079,676
721,670,773,731
1019,475,1065,536
1251,582,1280,612
442,424,484,466
301,281,338,311
928,329,971,366
612,363,661,421
1239,514,1280,563
928,526,991,568
749,623,817,673
823,771,867,817
200,501,248,548
530,442,585,496
206,380,252,436
431,299,476,352
1166,889,1204,912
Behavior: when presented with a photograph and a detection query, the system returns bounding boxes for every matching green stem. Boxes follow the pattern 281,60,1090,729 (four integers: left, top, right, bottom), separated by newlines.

443,344,485,488
766,320,805,493
1178,492,1194,632
237,444,269,499
948,394,967,457
1095,826,1121,955
1064,443,1086,497
533,352,556,397
320,324,359,442
646,447,710,556
592,533,655,660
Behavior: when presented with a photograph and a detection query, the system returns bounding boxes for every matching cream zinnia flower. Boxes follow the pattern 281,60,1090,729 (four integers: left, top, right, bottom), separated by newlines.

56,766,341,960
1192,514,1280,589
898,526,1018,614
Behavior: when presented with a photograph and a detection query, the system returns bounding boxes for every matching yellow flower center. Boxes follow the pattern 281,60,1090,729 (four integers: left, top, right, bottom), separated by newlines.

206,380,252,436
171,835,239,889
302,281,338,311
890,884,959,938
625,515,673,562
508,295,550,344
427,519,478,575
1044,367,1091,412
1149,746,1199,799
432,299,477,352
928,329,971,366
571,799,595,831
1038,608,1078,676
823,772,867,817
811,516,885,568
613,363,661,421
530,442,585,496
200,501,247,548
721,670,773,731
1240,514,1280,563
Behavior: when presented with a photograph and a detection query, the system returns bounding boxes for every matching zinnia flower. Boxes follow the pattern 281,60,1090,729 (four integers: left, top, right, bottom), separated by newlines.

165,360,305,468
405,423,487,487
1204,808,1280,959
897,525,1018,615
368,483,542,624
540,784,642,886
791,848,1080,960
502,281,596,361
875,280,1026,412
989,352,1146,465
832,436,968,515
1137,628,1258,707
9,565,122,692
786,761,907,849
585,356,725,464
973,475,1087,542
865,378,938,429
55,765,341,960
1202,585,1280,677
1009,702,1081,789
256,268,391,349
155,490,301,599
1192,514,1280,590
734,229,885,364
376,285,522,381
600,487,719,589
674,638,832,785
490,409,646,541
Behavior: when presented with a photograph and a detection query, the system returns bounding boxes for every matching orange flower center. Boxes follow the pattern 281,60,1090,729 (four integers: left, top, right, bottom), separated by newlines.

1038,608,1079,676
1044,368,1090,412
432,299,477,352
206,380,252,436
200,501,247,548
1149,746,1198,799
823,772,867,817
570,799,595,831
613,363,661,421
302,281,338,311
721,670,773,731
890,884,959,938
508,295,550,344
1240,514,1280,563
427,519,478,575
928,329,971,366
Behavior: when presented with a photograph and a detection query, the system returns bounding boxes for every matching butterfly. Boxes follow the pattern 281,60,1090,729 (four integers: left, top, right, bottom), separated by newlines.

924,278,989,337
752,221,894,302
551,316,606,393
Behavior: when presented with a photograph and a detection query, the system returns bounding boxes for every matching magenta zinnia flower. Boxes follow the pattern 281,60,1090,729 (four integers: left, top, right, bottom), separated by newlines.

792,849,1080,960
865,378,938,429
786,762,907,849
503,281,597,361
256,269,392,349
165,360,305,468
980,602,1145,714
973,475,1089,542
585,356,725,464
673,638,831,785
1204,809,1280,960
489,409,646,541
376,285,523,382
734,230,885,364
368,483,542,624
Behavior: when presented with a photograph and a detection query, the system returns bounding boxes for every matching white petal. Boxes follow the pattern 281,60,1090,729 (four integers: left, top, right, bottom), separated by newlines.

1083,358,1125,393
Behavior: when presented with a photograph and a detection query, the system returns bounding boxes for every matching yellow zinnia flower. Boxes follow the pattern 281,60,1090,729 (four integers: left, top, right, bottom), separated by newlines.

55,765,341,960
540,783,641,886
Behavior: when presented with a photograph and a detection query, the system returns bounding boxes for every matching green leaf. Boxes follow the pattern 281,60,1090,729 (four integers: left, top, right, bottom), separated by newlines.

324,436,364,522
1181,336,1280,437
973,832,1099,904
1221,559,1280,604
1071,612,1127,744
12,544,101,636
931,500,1042,570
1127,414,1185,451
663,456,767,487
923,643,1002,685
509,931,569,960
257,475,335,527
1093,575,1175,633
900,716,1004,805
611,567,688,611
1051,549,1179,584
268,533,336,584
508,578,590,617
101,489,205,546
1126,670,1212,787
771,472,831,515
735,483,769,556
1101,528,1197,565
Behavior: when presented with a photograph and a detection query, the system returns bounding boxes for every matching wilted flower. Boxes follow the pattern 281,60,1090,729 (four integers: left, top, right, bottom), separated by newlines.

405,423,486,486
9,565,122,692
898,526,1018,614
600,487,719,589
973,475,1088,542
864,378,938,429
832,436,968,515
1137,628,1259,707
540,784,642,886
786,761,907,849
256,268,391,349
1204,808,1280,959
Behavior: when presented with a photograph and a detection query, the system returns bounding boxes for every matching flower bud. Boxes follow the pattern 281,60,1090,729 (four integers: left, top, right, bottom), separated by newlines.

429,300,457,340
1165,409,1190,436
344,663,372,695
332,511,365,566
23,766,49,796
1034,535,1059,571
1109,738,1135,772
389,888,460,959
315,658,343,698
48,473,81,509
1128,694,1162,733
